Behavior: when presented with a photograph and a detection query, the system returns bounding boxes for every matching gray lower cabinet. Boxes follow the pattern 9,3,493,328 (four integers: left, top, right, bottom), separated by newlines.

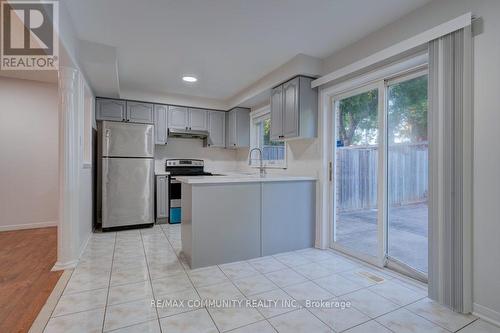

127,101,154,124
154,104,168,144
261,181,316,255
182,183,261,268
270,76,318,140
156,175,169,223
96,98,126,122
207,111,225,147
225,107,250,148
181,180,316,268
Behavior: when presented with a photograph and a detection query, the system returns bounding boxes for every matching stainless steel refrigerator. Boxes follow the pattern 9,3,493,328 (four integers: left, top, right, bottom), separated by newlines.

97,121,154,229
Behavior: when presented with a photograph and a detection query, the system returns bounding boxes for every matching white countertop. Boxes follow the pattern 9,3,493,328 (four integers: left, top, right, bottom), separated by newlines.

174,174,316,184
155,171,171,176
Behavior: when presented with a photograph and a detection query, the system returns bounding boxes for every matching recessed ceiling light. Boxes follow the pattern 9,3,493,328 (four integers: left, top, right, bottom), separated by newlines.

182,76,197,83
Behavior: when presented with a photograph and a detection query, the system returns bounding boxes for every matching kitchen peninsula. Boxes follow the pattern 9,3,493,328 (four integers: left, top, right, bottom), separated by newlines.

177,175,317,269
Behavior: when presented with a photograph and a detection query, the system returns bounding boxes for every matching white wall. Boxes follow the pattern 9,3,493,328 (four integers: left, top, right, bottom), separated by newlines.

319,0,500,323
0,77,59,231
155,138,238,173
235,135,321,179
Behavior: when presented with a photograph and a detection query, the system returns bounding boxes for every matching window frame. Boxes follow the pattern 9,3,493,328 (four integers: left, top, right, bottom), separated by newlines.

249,106,287,169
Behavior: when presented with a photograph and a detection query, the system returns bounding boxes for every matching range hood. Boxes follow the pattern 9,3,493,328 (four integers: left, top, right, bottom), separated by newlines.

168,128,209,140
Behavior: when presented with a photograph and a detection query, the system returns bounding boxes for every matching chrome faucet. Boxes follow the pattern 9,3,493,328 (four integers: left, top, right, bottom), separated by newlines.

248,147,266,177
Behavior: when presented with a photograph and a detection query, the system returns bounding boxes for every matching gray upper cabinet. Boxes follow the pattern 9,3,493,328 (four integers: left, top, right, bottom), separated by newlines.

96,98,126,122
270,85,283,140
167,106,208,131
96,98,154,124
226,107,250,149
188,108,208,131
127,101,154,124
168,106,189,130
283,77,300,138
270,76,318,140
207,111,225,147
154,104,168,145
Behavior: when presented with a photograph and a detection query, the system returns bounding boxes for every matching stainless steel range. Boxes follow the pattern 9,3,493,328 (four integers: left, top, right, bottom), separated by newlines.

166,159,213,224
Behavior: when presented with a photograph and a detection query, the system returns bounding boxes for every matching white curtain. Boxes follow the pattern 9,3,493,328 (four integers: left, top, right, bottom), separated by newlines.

427,26,473,313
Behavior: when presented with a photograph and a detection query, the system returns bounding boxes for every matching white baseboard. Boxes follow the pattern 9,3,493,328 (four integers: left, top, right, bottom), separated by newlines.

29,269,73,333
51,230,92,271
473,303,500,327
0,221,57,232
51,260,78,271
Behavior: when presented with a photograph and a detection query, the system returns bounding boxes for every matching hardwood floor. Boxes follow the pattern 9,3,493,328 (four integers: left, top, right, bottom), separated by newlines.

0,227,62,333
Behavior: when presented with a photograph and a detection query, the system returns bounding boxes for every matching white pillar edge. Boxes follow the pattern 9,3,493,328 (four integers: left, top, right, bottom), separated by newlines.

52,66,80,271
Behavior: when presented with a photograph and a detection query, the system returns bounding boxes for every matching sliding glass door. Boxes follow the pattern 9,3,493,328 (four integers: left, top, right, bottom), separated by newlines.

387,73,428,274
333,84,383,264
332,71,428,277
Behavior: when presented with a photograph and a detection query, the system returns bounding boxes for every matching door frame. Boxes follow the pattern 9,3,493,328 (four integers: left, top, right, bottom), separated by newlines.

322,54,429,276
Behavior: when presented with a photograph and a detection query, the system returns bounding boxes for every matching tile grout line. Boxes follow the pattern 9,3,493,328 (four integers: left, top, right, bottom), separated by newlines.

139,228,163,333
100,232,117,333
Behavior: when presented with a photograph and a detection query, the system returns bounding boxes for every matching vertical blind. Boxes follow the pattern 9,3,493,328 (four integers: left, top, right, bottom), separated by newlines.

427,26,473,313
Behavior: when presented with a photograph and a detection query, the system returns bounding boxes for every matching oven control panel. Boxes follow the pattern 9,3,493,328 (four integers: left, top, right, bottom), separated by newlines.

166,159,204,167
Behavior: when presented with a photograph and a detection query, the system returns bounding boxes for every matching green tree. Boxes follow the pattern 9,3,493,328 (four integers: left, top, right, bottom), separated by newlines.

337,75,428,146
338,89,378,146
388,75,428,143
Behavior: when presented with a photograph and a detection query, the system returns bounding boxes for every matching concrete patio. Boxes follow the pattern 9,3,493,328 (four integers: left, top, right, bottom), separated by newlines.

336,202,428,273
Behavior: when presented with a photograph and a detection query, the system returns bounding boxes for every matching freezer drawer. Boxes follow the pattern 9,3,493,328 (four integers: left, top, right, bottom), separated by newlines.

102,158,154,228
101,121,154,158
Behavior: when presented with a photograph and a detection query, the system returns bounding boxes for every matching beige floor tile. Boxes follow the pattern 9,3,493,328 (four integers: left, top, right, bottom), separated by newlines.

108,280,153,305
196,281,244,300
151,272,193,296
344,289,399,318
309,299,370,332
187,266,229,288
208,303,264,332
250,289,300,318
265,268,308,288
228,320,277,333
458,319,500,333
247,257,287,273
44,308,104,333
368,279,426,306
156,287,201,318
292,262,332,280
343,320,392,333
103,299,158,331
313,273,364,296
219,261,259,280
282,281,333,305
232,274,278,296
160,308,218,333
104,319,161,333
268,309,333,333
52,288,107,317
406,298,477,331
377,308,450,333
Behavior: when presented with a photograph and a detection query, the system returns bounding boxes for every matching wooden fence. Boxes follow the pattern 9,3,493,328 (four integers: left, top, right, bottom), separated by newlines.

336,142,428,212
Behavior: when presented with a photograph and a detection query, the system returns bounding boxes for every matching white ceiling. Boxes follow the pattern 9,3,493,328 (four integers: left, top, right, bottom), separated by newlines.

64,0,431,102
